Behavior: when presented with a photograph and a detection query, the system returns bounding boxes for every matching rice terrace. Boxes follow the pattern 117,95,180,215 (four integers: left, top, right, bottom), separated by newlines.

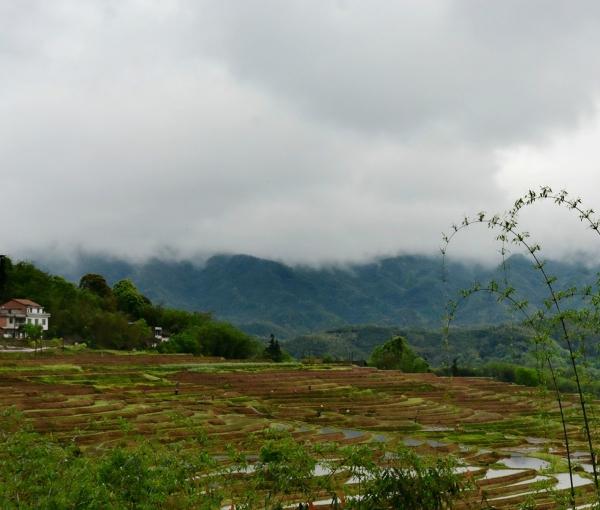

1,350,599,509
8,1,600,508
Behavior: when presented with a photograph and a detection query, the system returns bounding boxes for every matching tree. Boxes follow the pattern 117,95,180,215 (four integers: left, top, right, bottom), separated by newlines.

113,279,150,317
86,313,151,350
264,334,284,362
79,274,112,299
22,323,43,340
369,336,429,372
158,322,260,359
0,255,12,302
23,323,44,353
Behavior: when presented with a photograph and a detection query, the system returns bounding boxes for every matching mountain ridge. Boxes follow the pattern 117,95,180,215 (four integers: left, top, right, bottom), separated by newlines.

35,252,599,338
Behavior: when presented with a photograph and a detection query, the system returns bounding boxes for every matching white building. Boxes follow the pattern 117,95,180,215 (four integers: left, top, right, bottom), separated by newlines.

0,299,51,338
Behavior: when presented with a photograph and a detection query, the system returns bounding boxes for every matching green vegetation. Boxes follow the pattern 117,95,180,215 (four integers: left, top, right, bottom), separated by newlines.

0,408,221,510
441,186,600,504
350,447,463,510
0,256,261,358
22,323,43,340
157,321,260,359
283,324,546,366
368,336,429,372
0,407,466,510
264,334,285,362
38,251,600,338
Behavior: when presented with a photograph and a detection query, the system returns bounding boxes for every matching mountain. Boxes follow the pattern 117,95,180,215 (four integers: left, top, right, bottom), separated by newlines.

35,252,599,338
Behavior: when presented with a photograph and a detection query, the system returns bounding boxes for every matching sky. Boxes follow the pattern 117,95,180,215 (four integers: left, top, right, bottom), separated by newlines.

3,1,600,265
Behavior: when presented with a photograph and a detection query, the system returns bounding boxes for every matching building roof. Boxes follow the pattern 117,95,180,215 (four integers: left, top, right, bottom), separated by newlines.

0,298,42,309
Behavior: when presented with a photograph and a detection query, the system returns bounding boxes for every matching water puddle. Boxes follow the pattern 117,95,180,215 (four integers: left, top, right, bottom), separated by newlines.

421,425,453,432
454,466,483,474
571,451,589,459
319,427,366,439
499,455,550,471
427,440,448,448
314,463,333,476
554,472,593,490
525,436,548,445
484,468,525,479
341,428,365,439
269,422,290,431
507,474,552,487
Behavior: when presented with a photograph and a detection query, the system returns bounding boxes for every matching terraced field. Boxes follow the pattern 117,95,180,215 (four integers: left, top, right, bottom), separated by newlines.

1,352,599,508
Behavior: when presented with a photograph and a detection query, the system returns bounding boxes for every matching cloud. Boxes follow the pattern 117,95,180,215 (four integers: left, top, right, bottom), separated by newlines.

2,1,600,264
495,110,600,262
203,1,600,141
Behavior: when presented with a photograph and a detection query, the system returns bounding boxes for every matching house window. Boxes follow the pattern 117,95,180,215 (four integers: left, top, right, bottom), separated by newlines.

34,319,39,325
42,319,46,325
27,318,31,324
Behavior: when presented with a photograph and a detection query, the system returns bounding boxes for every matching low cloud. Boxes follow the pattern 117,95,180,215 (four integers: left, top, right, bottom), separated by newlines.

2,1,600,264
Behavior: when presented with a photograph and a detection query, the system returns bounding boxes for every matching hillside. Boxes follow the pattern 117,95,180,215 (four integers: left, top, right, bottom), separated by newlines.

0,256,260,358
37,252,599,338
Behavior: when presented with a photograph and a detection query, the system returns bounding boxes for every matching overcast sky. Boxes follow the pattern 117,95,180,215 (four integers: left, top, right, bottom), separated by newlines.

3,1,600,265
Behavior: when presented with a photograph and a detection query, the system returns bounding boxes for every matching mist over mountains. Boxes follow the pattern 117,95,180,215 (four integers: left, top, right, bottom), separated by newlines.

35,252,599,339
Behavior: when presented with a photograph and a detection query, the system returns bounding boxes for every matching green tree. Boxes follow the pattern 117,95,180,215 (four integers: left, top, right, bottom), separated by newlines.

79,273,113,299
87,314,151,350
158,321,260,359
369,336,429,372
264,334,284,362
0,255,12,302
158,327,203,355
197,321,259,358
112,279,150,317
22,323,43,340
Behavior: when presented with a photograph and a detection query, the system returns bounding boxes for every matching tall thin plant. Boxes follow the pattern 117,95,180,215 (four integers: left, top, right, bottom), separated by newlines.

442,186,600,505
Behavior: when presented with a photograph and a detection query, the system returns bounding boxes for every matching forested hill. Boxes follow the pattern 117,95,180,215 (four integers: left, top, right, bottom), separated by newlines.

38,252,599,338
39,252,600,338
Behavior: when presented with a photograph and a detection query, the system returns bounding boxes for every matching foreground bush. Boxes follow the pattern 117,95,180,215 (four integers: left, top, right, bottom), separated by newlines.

0,408,467,509
0,408,221,510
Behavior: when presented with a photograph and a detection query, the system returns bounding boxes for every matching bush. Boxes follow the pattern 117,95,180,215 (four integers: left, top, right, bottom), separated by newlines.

0,409,222,509
349,447,465,510
158,322,261,359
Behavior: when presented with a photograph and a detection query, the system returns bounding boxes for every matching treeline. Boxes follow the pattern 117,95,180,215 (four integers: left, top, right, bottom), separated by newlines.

0,256,272,359
282,324,569,369
436,360,600,397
